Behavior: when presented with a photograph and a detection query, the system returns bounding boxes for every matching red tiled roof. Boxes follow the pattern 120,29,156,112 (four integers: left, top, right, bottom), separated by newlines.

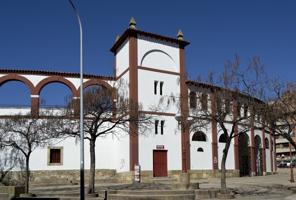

186,80,264,103
0,68,115,80
110,28,190,53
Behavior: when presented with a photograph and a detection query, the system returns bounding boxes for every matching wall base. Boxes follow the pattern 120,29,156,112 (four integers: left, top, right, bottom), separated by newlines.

4,169,240,186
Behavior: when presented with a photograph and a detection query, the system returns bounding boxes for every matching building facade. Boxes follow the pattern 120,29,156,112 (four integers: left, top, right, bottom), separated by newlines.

275,132,296,164
0,21,276,183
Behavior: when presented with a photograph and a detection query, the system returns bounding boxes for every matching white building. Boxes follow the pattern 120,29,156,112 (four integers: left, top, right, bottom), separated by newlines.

0,20,276,183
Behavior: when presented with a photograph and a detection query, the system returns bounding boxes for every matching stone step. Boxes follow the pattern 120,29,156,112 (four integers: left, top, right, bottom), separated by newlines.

32,190,107,200
30,186,79,193
108,189,195,195
150,177,177,184
195,189,220,199
14,197,104,200
108,194,195,200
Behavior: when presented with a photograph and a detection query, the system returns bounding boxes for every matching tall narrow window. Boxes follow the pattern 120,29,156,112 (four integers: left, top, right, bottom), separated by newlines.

237,102,241,117
154,81,158,95
155,120,159,134
216,96,222,113
190,92,197,108
161,120,165,135
225,99,231,114
243,105,248,117
201,93,208,111
160,81,164,95
265,138,269,149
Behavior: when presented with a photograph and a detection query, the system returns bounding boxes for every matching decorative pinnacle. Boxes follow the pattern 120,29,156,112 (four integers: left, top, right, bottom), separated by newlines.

115,35,120,42
177,30,184,40
129,17,136,29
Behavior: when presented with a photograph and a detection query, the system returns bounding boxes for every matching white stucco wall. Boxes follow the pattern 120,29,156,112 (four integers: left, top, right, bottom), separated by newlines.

265,148,271,172
116,39,129,76
30,128,122,171
217,124,235,170
138,115,181,171
116,132,130,172
21,75,48,87
137,36,180,73
116,71,129,104
190,124,212,170
30,137,80,170
138,69,179,113
0,107,31,115
65,78,90,90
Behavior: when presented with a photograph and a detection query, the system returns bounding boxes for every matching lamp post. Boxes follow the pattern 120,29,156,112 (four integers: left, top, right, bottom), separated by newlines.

68,0,85,199
289,143,294,182
289,130,295,183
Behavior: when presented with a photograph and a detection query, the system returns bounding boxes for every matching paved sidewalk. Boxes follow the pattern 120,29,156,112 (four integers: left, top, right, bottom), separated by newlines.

198,170,296,199
30,169,296,199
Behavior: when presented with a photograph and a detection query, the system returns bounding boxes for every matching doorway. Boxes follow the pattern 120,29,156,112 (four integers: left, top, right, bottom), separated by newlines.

238,133,250,176
254,135,263,176
153,150,168,177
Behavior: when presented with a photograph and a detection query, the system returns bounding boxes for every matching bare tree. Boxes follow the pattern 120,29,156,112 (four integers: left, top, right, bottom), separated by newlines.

266,82,296,151
0,115,63,194
62,84,153,194
189,56,267,192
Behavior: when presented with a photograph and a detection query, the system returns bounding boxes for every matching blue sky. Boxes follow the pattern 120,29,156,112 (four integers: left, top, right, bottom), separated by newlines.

0,0,295,106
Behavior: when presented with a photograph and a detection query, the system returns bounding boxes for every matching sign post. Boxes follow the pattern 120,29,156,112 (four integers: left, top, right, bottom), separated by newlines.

134,165,141,183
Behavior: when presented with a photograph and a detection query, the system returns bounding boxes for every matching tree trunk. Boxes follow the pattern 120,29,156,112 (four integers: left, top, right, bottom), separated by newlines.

221,141,231,192
25,155,30,194
88,139,96,194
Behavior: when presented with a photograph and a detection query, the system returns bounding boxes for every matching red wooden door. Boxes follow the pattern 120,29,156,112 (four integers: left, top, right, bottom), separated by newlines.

153,150,168,177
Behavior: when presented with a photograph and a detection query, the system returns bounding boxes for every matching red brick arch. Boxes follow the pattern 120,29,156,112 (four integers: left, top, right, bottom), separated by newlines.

0,73,35,95
79,79,113,91
33,76,79,97
79,79,115,98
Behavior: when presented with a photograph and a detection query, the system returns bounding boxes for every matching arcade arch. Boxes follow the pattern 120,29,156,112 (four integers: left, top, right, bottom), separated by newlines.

0,80,31,115
238,133,250,176
254,135,263,176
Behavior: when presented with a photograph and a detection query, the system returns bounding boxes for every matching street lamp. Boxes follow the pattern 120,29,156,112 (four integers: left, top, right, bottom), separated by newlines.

289,131,295,183
68,0,85,199
289,143,294,182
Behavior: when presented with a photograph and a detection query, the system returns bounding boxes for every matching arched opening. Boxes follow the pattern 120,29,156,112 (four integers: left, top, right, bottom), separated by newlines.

83,85,113,115
218,133,227,143
197,147,204,152
39,83,73,116
0,80,31,115
254,135,263,176
192,131,207,142
265,138,269,149
238,133,250,176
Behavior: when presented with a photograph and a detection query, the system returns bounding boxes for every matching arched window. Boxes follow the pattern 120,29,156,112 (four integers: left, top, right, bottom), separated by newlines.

219,133,227,143
265,138,269,149
189,91,197,109
192,131,207,142
254,135,261,148
197,147,204,152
